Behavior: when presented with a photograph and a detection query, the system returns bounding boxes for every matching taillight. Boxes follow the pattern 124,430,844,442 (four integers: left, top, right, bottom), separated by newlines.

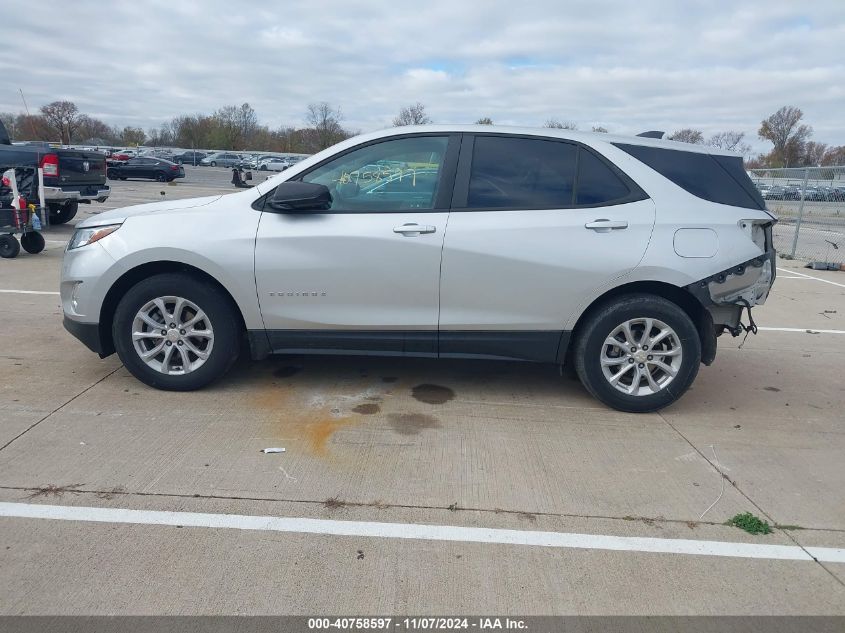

171,164,179,170
41,154,59,178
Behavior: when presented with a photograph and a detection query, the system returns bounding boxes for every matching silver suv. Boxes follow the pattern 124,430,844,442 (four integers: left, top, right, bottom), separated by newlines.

61,126,775,412
199,152,242,167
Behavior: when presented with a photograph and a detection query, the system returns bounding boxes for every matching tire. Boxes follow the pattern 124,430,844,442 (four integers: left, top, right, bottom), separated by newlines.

0,234,20,258
48,201,78,224
573,294,701,413
260,165,267,171
156,172,167,182
210,161,217,167
20,231,45,254
112,272,241,391
107,168,117,179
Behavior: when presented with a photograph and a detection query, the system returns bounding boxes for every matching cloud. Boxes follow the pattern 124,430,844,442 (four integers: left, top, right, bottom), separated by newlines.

1,0,843,152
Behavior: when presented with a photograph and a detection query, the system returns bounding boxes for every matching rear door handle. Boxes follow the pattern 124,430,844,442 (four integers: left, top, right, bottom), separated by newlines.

393,223,436,235
585,219,628,232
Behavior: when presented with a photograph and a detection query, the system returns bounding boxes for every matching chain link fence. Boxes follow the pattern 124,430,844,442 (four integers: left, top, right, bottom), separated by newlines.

749,166,845,266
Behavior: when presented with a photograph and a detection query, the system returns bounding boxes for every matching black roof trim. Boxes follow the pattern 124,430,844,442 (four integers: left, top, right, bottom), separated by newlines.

636,131,665,139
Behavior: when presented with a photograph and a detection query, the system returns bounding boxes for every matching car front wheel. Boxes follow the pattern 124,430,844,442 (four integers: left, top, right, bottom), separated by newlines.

573,294,701,413
112,273,241,391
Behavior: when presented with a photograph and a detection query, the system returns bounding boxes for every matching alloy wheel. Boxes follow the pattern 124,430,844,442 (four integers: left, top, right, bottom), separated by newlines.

131,296,214,375
599,317,683,396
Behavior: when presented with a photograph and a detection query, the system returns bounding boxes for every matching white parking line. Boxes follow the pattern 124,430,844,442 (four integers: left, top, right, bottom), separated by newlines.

0,289,60,295
777,268,845,289
1,502,843,563
758,327,845,335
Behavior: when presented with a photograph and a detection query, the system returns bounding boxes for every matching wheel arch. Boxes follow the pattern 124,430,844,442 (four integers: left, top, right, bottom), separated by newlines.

97,261,247,357
563,280,716,367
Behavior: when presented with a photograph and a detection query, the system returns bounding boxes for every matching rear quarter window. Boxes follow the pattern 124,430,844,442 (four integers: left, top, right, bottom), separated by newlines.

614,143,764,210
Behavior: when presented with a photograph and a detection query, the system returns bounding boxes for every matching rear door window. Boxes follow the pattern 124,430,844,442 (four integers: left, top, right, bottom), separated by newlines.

467,136,577,208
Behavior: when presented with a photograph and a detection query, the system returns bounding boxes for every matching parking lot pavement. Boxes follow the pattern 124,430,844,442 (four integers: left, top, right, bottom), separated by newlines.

1,182,844,614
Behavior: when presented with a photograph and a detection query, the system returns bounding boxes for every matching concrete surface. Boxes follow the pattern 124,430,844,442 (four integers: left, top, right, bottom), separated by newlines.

0,175,844,614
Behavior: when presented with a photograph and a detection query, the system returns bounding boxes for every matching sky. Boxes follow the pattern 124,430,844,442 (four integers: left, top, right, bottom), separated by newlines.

1,0,843,153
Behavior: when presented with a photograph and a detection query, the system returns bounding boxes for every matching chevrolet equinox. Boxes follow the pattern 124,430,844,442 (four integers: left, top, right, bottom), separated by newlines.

61,126,776,412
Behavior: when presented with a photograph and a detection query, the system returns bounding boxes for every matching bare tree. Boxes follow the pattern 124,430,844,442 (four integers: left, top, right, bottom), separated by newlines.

0,112,18,137
801,141,828,167
40,100,81,144
393,103,432,126
76,115,118,145
306,102,347,150
668,128,704,144
758,106,812,167
707,130,751,157
821,145,845,166
544,118,577,130
591,126,608,133
234,103,259,145
475,117,493,125
119,126,146,146
708,131,744,151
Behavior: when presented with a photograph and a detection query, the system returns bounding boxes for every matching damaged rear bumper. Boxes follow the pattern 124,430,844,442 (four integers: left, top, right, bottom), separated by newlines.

687,248,776,337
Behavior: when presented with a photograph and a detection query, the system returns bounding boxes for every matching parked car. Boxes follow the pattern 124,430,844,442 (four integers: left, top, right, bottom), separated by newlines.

106,157,185,182
61,126,775,413
246,154,276,169
172,151,208,166
0,118,110,224
200,152,241,167
762,185,786,200
783,186,802,201
259,157,294,172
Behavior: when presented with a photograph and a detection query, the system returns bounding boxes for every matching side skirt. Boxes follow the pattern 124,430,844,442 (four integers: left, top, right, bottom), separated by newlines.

248,330,571,363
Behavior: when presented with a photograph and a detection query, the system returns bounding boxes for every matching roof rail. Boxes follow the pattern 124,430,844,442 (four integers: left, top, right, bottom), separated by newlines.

636,131,665,139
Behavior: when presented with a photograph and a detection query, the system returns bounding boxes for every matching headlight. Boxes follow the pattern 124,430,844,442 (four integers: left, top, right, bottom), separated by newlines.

68,224,122,250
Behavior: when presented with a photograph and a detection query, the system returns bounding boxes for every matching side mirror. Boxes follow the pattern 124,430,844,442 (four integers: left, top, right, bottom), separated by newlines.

267,182,332,212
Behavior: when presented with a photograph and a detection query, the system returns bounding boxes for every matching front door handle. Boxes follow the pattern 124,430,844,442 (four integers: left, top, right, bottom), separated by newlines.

585,219,628,232
393,223,436,235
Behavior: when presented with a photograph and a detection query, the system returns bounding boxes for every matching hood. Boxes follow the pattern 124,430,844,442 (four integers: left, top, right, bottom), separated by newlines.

77,195,222,228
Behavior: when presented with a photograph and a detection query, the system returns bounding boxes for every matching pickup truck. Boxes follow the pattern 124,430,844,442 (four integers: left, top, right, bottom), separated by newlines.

0,118,110,224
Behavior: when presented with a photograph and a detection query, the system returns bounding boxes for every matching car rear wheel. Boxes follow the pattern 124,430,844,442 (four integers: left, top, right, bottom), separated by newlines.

48,201,78,224
573,294,701,413
112,273,241,391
